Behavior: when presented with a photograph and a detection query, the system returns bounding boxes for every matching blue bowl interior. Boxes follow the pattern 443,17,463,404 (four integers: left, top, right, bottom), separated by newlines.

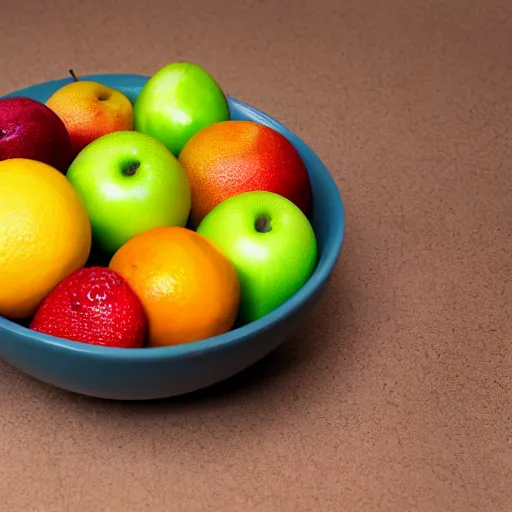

0,74,345,362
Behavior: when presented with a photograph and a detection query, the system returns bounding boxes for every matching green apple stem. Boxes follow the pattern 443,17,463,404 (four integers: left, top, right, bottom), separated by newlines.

69,69,78,82
255,215,272,233
122,162,140,176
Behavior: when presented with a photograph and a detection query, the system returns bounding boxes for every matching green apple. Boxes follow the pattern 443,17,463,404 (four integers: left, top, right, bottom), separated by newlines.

66,130,191,256
134,62,230,156
196,191,318,325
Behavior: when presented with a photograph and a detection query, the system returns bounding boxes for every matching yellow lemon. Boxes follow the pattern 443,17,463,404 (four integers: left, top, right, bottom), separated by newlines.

0,158,92,319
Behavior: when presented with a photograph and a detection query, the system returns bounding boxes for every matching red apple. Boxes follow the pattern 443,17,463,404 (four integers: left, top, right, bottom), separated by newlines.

0,97,73,172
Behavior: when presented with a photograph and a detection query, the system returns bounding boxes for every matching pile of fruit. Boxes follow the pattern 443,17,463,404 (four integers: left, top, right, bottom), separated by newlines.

0,62,318,349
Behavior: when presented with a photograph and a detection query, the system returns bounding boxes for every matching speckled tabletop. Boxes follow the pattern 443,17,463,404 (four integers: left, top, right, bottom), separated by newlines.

0,1,511,510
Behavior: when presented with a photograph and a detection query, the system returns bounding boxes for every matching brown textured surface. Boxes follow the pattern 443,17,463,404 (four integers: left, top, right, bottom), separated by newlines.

0,0,511,510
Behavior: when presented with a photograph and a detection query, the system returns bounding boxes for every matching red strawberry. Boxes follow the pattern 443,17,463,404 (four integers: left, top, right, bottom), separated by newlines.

30,266,147,348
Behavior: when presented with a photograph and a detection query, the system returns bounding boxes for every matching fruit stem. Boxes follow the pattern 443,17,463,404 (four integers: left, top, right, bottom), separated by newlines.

69,69,78,82
255,215,272,233
122,162,140,176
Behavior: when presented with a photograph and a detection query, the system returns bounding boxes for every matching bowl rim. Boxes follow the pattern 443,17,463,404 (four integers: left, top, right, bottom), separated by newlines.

0,73,345,361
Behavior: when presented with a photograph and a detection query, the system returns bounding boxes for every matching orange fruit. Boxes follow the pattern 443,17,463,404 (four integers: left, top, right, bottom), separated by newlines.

178,120,312,227
46,80,133,155
0,158,92,319
109,226,240,347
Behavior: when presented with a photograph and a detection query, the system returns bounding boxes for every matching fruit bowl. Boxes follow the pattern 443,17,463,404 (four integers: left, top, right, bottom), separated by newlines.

0,74,344,400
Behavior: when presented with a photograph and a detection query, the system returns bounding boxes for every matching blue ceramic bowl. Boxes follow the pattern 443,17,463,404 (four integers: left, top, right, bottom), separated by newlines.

0,74,345,400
